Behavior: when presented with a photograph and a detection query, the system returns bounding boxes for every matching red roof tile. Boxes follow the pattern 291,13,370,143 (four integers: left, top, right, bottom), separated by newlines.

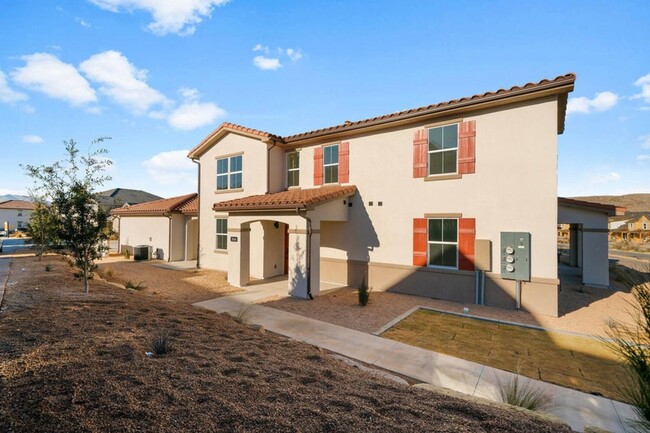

213,186,357,212
0,200,35,210
111,193,198,216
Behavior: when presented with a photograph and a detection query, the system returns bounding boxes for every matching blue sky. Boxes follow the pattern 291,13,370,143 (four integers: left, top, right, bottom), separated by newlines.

1,0,648,198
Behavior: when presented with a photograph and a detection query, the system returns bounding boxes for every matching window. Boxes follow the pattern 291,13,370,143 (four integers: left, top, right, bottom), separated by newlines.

644,223,648,230
287,151,299,187
629,223,634,230
17,221,24,229
216,155,243,190
215,219,227,250
17,210,23,217
427,218,458,268
428,124,458,176
323,144,339,184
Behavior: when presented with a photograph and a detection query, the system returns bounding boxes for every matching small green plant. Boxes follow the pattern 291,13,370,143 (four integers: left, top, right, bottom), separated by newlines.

496,372,552,412
125,281,145,290
151,329,173,356
358,277,371,306
124,249,131,259
233,305,252,324
45,264,53,272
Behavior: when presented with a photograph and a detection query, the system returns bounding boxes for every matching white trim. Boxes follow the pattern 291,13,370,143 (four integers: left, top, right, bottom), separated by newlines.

323,143,339,184
427,123,459,177
286,151,300,188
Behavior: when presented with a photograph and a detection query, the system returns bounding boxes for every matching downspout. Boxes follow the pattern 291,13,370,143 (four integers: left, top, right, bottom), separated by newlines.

191,158,201,268
266,140,277,194
296,208,313,300
166,213,172,262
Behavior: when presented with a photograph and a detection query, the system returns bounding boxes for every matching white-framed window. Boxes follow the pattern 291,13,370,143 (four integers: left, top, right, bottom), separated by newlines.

323,144,339,184
215,219,228,250
428,124,458,176
17,221,24,229
427,218,458,269
17,210,23,217
287,151,299,187
644,223,648,230
629,223,634,230
216,155,243,190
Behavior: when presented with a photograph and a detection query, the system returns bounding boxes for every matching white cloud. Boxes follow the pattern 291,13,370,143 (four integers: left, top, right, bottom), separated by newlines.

642,136,650,149
567,91,619,114
75,17,92,27
79,50,168,114
285,48,302,61
11,53,97,106
253,55,281,71
167,87,225,130
0,70,28,104
589,171,621,183
22,135,43,144
633,73,650,104
252,44,269,54
89,0,229,35
637,155,650,162
142,149,195,185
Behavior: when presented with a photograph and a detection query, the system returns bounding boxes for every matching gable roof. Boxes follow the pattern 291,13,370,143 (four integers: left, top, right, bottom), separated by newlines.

558,197,626,217
111,193,197,216
98,188,163,210
0,200,35,210
213,185,357,212
188,73,576,159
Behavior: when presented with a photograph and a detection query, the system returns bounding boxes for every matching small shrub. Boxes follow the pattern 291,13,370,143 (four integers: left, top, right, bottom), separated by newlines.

233,305,252,324
496,373,552,412
151,329,173,356
358,278,371,306
45,264,53,272
124,249,131,259
103,267,114,278
125,281,144,290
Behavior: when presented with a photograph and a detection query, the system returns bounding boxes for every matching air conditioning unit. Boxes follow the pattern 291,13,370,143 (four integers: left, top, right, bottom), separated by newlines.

134,245,151,261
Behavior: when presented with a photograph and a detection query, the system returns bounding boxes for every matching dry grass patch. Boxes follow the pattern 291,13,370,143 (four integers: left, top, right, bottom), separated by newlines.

382,309,627,401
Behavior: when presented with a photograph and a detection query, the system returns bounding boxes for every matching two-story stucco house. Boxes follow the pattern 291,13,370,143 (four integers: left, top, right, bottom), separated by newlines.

188,74,576,317
0,200,35,232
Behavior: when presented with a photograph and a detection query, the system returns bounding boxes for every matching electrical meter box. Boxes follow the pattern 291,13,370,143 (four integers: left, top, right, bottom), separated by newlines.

500,232,531,281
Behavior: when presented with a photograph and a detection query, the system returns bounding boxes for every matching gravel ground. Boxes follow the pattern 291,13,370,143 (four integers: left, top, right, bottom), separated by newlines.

0,255,571,433
264,280,638,337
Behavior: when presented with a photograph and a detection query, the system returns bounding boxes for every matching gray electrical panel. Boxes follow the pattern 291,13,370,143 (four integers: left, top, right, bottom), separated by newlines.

500,232,531,281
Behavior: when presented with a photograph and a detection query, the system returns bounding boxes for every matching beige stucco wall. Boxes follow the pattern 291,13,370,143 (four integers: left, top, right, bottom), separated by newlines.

0,209,33,231
119,216,170,260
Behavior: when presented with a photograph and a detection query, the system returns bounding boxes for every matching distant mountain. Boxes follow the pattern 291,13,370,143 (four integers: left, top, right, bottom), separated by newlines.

571,193,650,213
0,194,32,203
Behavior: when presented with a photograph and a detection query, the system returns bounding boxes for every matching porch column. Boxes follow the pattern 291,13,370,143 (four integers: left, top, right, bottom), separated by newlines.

287,223,321,298
228,225,250,287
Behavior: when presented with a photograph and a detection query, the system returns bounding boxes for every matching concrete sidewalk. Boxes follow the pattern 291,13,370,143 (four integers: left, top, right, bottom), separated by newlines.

195,288,638,433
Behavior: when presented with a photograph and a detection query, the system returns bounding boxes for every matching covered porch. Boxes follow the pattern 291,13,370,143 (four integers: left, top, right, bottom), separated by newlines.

214,186,357,299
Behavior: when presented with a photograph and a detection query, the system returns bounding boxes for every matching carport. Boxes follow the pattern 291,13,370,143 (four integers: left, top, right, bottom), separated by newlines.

558,197,625,288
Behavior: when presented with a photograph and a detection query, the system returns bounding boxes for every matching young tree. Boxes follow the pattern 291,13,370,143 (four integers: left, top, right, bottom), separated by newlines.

23,138,112,293
26,197,59,261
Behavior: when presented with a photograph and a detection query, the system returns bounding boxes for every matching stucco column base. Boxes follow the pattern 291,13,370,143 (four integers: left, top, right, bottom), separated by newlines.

228,227,250,287
288,229,321,299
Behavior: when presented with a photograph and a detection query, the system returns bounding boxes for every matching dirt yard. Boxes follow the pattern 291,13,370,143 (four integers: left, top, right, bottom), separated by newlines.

0,255,570,433
96,257,239,304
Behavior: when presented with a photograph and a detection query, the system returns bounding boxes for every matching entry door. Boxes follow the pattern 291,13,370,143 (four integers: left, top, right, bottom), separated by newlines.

283,224,289,274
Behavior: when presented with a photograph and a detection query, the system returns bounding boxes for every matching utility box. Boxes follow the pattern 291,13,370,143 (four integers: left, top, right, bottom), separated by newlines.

500,232,531,281
474,239,492,272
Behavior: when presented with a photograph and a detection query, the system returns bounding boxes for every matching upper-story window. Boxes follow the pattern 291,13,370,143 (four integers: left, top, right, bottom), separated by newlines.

428,218,458,269
643,222,648,230
629,223,634,230
217,155,243,190
287,151,300,188
323,144,339,184
428,124,458,176
17,210,23,217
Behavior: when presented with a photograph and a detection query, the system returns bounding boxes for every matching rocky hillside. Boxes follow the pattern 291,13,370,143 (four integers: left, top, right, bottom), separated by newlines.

572,193,650,213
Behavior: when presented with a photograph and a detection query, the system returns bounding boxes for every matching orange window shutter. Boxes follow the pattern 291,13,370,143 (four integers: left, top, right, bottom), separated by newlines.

413,129,428,178
339,142,350,183
458,120,476,174
458,218,476,271
413,218,428,267
314,147,323,186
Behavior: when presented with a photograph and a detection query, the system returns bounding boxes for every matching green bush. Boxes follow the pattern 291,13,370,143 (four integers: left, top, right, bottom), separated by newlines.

496,372,552,412
124,249,131,259
151,329,173,356
358,278,371,307
45,264,53,272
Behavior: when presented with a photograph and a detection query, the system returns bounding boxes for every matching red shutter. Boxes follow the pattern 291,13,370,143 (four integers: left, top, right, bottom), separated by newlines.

458,218,476,271
458,120,476,174
314,147,323,186
413,218,427,267
413,129,428,178
339,142,349,183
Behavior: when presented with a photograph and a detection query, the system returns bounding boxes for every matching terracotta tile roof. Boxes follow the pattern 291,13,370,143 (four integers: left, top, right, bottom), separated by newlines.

283,74,576,143
111,193,198,216
558,197,626,216
177,195,198,214
213,186,357,212
0,200,35,210
189,74,576,158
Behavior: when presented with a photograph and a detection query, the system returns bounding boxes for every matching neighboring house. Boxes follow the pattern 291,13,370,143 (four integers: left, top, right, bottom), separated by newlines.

98,188,163,212
0,200,35,232
187,73,580,317
111,194,198,262
610,214,650,243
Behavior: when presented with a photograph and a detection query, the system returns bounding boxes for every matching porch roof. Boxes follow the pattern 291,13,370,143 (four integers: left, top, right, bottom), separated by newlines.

213,185,357,212
111,193,198,216
558,197,626,217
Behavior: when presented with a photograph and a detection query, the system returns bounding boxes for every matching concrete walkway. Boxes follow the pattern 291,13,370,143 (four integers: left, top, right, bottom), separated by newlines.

195,286,639,433
0,258,10,309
